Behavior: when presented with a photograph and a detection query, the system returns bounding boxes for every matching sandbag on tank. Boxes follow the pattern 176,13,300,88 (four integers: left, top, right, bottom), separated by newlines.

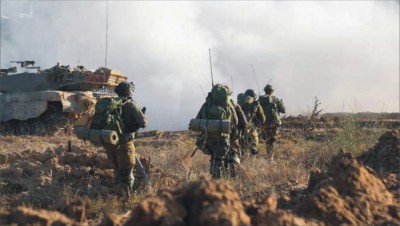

75,127,119,145
189,119,230,134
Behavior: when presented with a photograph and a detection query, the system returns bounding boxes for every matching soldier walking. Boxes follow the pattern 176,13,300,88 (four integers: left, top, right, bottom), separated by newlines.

102,82,147,197
258,84,285,160
238,89,266,156
195,84,238,178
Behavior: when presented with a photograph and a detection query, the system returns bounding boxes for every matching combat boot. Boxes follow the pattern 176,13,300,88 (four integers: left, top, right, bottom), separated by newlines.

250,147,259,156
209,158,214,175
266,143,276,161
229,163,238,178
117,169,135,198
229,153,241,178
212,161,224,179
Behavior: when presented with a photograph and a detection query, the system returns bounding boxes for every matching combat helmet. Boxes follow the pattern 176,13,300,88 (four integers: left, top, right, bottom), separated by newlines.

244,89,257,98
115,81,135,97
264,84,274,93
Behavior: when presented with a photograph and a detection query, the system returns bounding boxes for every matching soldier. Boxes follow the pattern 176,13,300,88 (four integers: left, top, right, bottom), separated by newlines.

227,98,248,177
103,81,147,197
238,89,266,155
258,84,285,160
237,93,245,107
195,84,237,178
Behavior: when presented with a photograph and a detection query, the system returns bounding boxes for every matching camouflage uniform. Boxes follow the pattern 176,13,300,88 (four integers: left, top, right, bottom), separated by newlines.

227,99,247,177
104,82,147,197
195,85,237,179
258,84,285,160
238,89,266,155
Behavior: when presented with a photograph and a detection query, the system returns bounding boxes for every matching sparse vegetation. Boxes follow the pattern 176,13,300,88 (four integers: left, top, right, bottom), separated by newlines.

0,113,399,225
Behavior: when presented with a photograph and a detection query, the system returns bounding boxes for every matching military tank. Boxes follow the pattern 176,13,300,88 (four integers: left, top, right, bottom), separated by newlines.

0,61,127,135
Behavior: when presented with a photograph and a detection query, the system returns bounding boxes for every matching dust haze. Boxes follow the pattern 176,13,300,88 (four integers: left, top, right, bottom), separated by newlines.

1,1,398,130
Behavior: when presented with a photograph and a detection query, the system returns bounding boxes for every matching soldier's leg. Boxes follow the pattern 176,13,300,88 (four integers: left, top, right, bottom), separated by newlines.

229,139,241,178
212,137,230,179
266,126,279,160
205,138,216,175
115,141,136,197
250,128,259,155
103,144,119,188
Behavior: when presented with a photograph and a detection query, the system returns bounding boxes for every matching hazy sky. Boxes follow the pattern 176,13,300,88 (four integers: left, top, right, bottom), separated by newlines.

1,1,399,130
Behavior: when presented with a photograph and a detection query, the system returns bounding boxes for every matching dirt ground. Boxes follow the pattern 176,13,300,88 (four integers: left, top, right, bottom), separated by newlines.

0,127,399,225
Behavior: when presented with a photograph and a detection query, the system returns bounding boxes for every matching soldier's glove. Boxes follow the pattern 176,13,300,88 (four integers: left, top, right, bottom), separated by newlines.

142,107,146,114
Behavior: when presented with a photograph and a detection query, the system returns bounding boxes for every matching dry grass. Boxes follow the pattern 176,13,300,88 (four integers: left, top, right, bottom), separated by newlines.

0,120,390,223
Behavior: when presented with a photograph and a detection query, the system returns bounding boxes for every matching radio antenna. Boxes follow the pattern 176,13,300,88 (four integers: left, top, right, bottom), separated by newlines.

105,0,109,68
209,48,214,87
251,64,261,95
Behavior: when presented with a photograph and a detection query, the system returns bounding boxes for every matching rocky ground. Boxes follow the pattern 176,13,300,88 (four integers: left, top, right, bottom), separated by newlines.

0,128,398,225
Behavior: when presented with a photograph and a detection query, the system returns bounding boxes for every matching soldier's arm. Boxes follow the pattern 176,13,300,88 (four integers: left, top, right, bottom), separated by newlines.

232,101,248,129
229,101,239,126
129,101,148,128
276,97,286,114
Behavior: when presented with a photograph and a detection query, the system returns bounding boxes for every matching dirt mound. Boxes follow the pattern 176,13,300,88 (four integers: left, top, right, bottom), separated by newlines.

125,177,251,226
0,198,86,226
298,151,399,226
357,129,399,175
244,195,323,226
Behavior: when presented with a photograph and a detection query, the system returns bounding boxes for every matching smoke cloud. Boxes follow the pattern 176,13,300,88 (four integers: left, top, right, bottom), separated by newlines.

1,1,398,130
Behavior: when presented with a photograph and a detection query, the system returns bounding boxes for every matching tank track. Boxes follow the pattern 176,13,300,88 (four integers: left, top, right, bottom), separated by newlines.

0,102,73,136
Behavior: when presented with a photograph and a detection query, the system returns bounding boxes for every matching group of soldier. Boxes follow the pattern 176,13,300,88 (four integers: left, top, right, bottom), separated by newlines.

195,83,285,179
96,81,285,197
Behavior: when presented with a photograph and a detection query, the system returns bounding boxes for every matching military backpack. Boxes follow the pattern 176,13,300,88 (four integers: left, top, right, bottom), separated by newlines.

90,97,125,135
259,95,283,125
203,84,232,121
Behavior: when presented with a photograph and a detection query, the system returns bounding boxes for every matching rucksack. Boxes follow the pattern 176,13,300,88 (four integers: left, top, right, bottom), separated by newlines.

202,84,232,121
259,95,280,125
90,97,125,135
240,100,258,121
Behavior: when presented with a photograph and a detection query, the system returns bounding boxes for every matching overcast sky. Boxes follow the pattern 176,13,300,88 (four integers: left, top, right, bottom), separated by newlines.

1,1,399,130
